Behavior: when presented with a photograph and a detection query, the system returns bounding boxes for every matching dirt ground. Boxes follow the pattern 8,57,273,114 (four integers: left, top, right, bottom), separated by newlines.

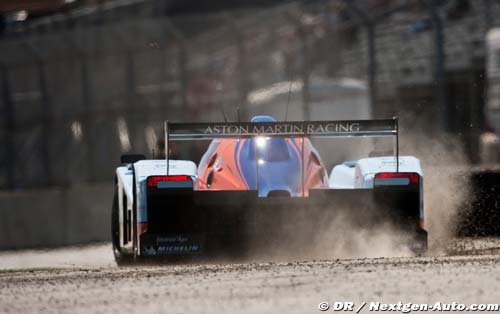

1,238,500,314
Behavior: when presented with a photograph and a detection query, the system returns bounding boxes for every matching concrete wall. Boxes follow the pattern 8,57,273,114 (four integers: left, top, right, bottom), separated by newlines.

0,183,113,250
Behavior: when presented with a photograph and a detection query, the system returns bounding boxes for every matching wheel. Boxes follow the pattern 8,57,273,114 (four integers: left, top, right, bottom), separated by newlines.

111,183,134,266
412,228,428,255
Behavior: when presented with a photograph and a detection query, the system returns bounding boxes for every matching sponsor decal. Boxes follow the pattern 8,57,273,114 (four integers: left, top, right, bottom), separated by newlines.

168,119,397,139
202,122,362,136
156,235,189,244
142,234,203,255
144,246,157,256
156,245,201,254
142,245,202,255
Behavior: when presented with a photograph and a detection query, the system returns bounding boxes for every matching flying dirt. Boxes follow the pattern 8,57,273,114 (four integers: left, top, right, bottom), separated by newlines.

0,139,489,314
1,239,500,314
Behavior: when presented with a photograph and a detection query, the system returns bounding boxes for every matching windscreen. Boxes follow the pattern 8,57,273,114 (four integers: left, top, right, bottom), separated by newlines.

247,138,290,162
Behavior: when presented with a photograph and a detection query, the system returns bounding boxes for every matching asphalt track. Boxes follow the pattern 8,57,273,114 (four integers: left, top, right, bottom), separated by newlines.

1,238,500,314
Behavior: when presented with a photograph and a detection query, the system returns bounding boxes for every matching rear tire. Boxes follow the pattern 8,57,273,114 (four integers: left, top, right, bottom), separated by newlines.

412,228,428,255
112,183,134,266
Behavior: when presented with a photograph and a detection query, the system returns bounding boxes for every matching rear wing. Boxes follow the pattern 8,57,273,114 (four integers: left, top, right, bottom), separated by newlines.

164,117,400,175
167,119,397,139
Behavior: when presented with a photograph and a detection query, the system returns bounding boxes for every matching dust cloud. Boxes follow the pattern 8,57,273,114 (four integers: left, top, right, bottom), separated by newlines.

246,120,471,261
400,127,470,253
247,208,416,262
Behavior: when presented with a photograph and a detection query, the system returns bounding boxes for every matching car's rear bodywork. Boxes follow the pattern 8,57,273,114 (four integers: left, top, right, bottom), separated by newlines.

112,117,427,263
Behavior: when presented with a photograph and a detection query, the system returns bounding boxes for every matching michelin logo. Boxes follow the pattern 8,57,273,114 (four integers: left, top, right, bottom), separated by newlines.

143,245,201,256
144,246,157,256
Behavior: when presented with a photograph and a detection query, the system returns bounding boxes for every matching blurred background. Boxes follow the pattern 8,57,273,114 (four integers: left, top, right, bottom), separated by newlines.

0,0,498,249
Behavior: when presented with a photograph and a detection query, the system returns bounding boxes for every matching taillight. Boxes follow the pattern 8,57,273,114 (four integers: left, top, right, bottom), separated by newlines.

147,175,192,187
374,172,419,185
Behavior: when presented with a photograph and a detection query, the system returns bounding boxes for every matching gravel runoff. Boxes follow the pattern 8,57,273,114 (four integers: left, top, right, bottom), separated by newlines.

1,238,500,314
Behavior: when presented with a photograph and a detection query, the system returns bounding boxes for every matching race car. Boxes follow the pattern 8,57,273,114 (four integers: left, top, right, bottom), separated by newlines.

111,116,427,264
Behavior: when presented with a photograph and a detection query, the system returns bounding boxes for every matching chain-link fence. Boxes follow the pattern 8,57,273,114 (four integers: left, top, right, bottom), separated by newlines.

0,0,497,189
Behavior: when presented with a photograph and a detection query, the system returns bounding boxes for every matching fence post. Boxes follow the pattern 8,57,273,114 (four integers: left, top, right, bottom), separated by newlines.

344,2,377,113
231,18,249,121
299,25,311,121
367,24,377,112
287,13,311,121
37,60,52,185
483,0,492,30
237,35,248,119
1,65,15,189
426,0,449,132
178,42,188,121
23,42,52,186
80,56,95,181
111,23,138,153
65,29,96,182
125,48,136,132
164,19,188,121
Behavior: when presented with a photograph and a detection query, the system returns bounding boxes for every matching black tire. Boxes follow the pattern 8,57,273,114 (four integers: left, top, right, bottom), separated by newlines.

112,183,134,266
413,228,428,255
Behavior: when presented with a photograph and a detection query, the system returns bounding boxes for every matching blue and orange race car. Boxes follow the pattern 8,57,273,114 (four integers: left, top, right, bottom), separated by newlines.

111,116,427,264
196,116,329,196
